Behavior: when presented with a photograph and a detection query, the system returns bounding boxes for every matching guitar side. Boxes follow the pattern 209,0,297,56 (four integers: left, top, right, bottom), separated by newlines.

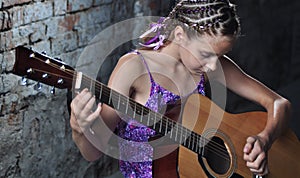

178,94,300,178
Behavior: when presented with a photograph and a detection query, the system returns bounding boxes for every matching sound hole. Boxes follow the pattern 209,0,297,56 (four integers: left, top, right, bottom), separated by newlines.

199,136,231,175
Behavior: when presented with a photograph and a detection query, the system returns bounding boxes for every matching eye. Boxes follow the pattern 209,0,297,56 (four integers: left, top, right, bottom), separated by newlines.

200,51,213,59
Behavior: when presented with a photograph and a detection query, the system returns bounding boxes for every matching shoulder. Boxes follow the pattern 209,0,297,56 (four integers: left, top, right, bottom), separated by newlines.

111,51,146,77
209,55,247,83
107,51,149,94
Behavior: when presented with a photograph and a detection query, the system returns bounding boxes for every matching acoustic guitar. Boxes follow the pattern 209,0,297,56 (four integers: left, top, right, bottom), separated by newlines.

13,46,300,178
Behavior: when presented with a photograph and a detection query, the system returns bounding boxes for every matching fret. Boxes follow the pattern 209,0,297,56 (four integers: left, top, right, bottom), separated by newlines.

159,118,163,133
195,137,199,153
199,137,204,154
99,86,110,106
188,135,191,149
140,108,144,123
165,119,168,136
133,103,136,119
135,104,143,122
169,122,173,139
125,97,129,115
99,84,103,100
179,126,183,144
191,135,195,151
153,112,157,129
108,88,112,106
117,94,120,110
183,128,188,145
147,112,152,126
146,112,151,127
89,78,94,92
175,123,179,142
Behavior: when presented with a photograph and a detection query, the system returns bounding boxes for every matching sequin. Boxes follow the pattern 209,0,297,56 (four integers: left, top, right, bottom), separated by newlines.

117,51,205,178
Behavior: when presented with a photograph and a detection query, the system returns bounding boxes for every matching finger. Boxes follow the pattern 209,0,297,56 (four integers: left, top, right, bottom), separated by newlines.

247,151,267,170
249,160,267,175
244,140,263,162
74,89,93,111
79,89,93,104
86,103,102,123
243,136,256,154
71,89,88,110
83,95,96,114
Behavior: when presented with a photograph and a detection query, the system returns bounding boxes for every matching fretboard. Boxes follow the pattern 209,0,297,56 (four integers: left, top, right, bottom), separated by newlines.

78,73,205,154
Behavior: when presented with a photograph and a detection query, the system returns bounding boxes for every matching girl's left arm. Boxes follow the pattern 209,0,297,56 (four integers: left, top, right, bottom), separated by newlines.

215,56,291,145
213,56,291,175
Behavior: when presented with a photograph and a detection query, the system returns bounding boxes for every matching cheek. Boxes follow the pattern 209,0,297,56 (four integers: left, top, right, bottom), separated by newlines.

179,46,195,62
180,50,202,67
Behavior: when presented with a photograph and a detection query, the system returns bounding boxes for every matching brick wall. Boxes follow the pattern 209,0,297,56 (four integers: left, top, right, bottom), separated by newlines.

0,0,171,177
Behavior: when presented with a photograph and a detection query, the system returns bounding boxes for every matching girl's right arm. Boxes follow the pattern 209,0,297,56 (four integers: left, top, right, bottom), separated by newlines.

70,89,122,161
69,52,145,161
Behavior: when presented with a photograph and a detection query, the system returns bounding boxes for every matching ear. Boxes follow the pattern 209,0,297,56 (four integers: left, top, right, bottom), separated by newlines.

173,26,187,43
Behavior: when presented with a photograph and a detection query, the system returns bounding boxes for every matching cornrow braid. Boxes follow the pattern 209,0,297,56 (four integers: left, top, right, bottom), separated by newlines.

138,0,240,50
165,0,240,38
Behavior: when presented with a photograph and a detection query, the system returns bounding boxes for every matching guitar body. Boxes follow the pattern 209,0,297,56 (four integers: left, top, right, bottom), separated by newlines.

177,94,300,178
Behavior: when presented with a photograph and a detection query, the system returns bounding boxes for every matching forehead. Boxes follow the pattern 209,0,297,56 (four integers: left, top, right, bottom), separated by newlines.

190,35,234,55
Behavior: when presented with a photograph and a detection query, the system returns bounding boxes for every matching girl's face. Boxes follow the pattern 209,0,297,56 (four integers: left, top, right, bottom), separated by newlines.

178,34,234,75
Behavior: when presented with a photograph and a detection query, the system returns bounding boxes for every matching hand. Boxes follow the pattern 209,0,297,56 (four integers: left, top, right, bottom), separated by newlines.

243,135,269,176
70,88,102,134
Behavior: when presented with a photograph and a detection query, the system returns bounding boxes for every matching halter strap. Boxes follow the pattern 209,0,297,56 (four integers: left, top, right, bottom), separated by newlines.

133,50,155,83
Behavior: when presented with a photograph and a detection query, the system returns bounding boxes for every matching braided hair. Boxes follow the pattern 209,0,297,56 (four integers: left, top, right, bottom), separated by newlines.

167,0,240,37
139,0,240,49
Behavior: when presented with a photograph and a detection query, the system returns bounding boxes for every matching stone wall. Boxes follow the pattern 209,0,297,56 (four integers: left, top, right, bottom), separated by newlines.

0,0,170,177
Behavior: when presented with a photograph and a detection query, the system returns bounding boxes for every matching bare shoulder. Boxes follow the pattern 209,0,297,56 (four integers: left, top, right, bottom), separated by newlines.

219,55,239,68
113,51,146,75
209,55,247,84
107,51,148,95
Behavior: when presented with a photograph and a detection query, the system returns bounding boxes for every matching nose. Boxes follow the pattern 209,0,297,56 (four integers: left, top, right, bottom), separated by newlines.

205,57,217,72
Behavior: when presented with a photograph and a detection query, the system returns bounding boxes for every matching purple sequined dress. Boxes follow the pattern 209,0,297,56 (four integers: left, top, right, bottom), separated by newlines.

117,51,206,178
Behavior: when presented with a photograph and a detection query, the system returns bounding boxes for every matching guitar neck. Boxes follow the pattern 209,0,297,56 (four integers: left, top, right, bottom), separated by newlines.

13,46,204,155
76,72,204,153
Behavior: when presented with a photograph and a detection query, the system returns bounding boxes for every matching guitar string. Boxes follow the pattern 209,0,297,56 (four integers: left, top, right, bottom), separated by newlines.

80,76,232,161
30,56,232,161
29,55,232,161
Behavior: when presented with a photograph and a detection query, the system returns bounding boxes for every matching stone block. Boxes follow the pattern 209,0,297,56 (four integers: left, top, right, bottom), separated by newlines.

44,16,66,38
73,12,88,30
88,6,111,25
0,52,3,73
94,0,113,6
67,0,93,12
58,14,80,31
29,22,47,43
0,32,6,52
58,47,83,68
1,74,19,94
6,28,29,50
0,10,12,31
2,50,15,72
78,25,100,47
51,32,78,55
9,6,25,28
32,40,51,55
2,0,31,8
54,0,67,16
23,1,53,24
